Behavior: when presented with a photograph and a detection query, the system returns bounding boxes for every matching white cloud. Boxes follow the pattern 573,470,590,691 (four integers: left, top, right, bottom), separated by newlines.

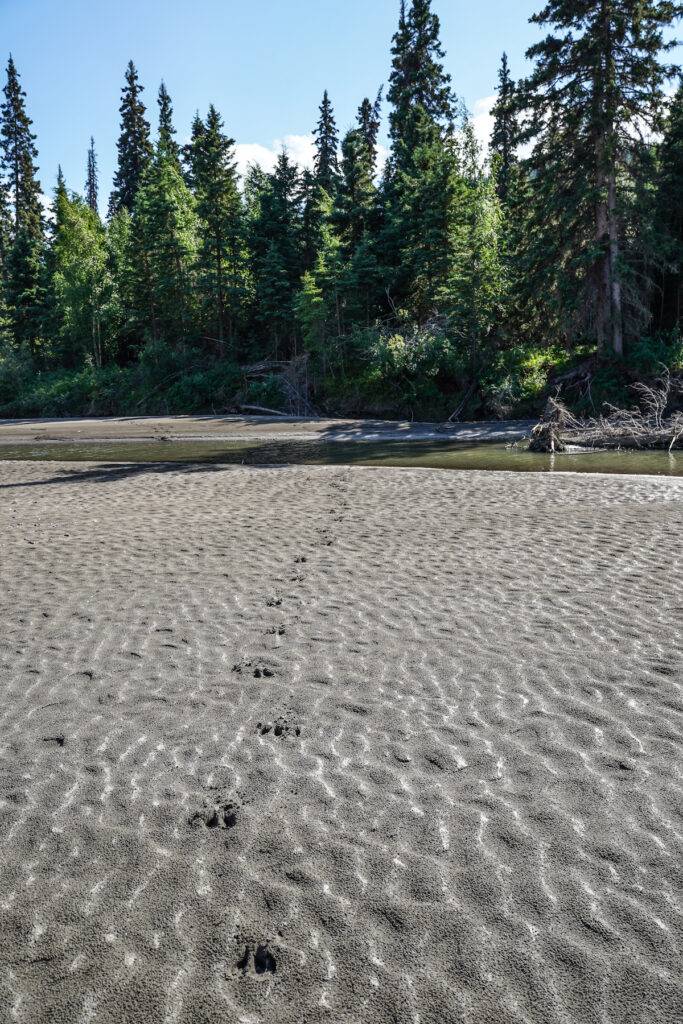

40,192,54,223
470,94,534,160
234,133,315,179
234,134,390,182
376,143,389,179
471,95,496,153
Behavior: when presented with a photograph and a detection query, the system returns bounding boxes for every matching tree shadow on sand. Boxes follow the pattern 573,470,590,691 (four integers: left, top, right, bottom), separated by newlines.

0,436,489,490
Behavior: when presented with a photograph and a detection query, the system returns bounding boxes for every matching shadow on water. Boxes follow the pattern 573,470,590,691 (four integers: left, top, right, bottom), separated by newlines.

0,438,680,486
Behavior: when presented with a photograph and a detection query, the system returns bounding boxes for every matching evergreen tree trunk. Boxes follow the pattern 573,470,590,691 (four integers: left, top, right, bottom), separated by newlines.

595,161,610,352
608,172,623,355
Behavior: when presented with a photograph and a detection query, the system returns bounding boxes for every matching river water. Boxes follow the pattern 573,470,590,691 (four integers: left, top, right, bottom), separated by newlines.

0,439,680,475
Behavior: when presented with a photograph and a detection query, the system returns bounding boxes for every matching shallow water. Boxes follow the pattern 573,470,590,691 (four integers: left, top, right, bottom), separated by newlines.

0,438,680,475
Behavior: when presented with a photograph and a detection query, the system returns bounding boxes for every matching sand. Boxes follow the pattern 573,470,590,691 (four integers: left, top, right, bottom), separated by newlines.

0,459,681,1024
0,413,532,444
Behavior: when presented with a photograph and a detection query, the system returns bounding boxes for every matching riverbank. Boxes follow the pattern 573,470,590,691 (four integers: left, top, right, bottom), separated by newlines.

0,413,533,443
0,461,680,1023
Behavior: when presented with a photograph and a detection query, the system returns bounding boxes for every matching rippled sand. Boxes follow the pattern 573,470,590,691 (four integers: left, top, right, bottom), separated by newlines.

0,461,681,1024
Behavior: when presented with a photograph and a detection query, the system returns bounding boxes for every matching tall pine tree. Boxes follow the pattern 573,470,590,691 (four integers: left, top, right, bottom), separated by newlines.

85,136,98,213
490,53,518,204
387,0,454,169
190,104,246,354
131,144,198,346
518,0,681,355
108,61,152,216
384,0,461,321
248,150,303,357
0,56,45,355
0,171,11,345
313,91,339,194
655,80,683,331
357,89,383,160
157,81,180,164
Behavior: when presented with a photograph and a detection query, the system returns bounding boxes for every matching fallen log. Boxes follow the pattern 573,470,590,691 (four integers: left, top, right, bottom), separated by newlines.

237,404,291,417
525,372,683,452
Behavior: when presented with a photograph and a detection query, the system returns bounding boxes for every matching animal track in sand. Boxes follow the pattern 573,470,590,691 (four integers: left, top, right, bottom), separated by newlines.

256,716,301,739
235,942,277,976
232,660,275,679
189,796,242,831
41,734,66,747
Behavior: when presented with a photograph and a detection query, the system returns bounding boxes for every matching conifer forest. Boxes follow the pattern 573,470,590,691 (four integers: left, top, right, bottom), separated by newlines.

0,0,681,420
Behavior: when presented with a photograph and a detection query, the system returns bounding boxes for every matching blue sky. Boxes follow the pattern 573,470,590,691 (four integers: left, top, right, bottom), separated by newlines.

1,0,677,211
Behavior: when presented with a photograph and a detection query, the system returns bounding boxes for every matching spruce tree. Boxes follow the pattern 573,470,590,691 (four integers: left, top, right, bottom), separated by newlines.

182,112,205,189
299,168,321,271
490,53,518,204
0,56,45,354
1,57,43,233
335,92,384,324
383,0,460,320
105,207,135,359
655,81,683,331
0,174,11,327
357,89,383,159
41,167,68,351
337,126,378,253
85,136,98,213
131,144,198,346
249,150,302,356
191,104,246,353
313,90,339,193
519,0,681,355
387,0,454,167
108,61,152,216
157,81,180,164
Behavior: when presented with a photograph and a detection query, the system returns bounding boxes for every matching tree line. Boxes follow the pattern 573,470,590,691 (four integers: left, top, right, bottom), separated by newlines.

0,0,681,419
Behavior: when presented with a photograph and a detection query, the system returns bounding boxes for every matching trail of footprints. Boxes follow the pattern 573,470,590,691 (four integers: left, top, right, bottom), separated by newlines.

180,474,350,988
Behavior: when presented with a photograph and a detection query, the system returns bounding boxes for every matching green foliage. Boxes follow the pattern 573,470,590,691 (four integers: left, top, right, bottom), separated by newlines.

131,146,198,345
321,322,465,420
516,0,680,355
0,341,242,417
190,104,247,354
313,91,339,195
294,271,327,353
481,344,575,418
85,137,98,212
0,2,680,422
51,190,111,366
655,81,683,332
1,56,45,356
490,52,517,205
108,61,152,216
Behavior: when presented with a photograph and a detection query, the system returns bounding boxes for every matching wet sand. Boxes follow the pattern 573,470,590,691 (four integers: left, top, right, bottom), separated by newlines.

0,460,681,1023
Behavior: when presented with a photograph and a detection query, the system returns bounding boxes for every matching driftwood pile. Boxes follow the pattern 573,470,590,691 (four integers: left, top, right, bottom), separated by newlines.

528,372,683,453
237,355,317,417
